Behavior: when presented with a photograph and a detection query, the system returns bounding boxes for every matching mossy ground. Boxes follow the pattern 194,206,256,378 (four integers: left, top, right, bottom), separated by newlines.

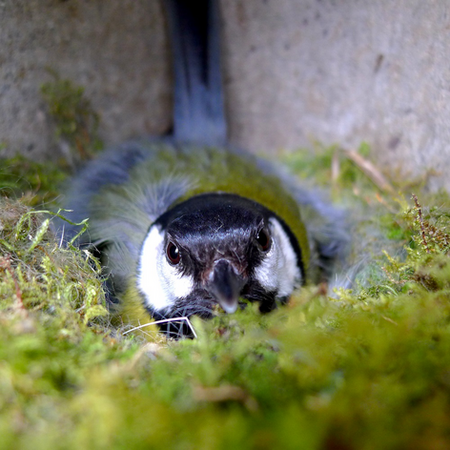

1,146,450,449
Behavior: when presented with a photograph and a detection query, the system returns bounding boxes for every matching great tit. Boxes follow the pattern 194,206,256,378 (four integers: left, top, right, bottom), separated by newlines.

61,0,348,336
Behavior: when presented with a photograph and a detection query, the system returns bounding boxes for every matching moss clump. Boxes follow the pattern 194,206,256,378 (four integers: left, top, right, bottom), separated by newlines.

2,148,450,448
0,155,67,206
0,197,108,325
41,71,103,164
0,197,141,448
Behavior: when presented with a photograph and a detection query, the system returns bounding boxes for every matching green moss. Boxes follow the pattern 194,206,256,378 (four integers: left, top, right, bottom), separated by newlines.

40,71,103,163
2,147,450,448
0,155,67,206
0,198,107,322
284,142,397,196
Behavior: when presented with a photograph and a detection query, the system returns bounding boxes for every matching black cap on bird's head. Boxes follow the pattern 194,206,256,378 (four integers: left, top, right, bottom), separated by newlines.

137,193,304,325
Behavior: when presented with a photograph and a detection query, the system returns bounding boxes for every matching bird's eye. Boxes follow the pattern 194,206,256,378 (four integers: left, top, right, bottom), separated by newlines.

256,229,271,252
166,241,181,265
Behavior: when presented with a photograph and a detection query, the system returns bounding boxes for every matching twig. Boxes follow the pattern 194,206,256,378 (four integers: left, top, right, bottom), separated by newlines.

412,193,430,254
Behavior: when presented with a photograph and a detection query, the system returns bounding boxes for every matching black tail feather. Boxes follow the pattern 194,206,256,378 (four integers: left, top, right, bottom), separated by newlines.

164,0,227,145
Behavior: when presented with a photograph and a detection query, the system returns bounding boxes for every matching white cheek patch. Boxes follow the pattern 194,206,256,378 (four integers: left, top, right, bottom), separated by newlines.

137,225,194,311
254,218,301,298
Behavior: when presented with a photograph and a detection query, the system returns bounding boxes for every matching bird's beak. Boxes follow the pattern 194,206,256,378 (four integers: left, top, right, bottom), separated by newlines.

207,259,246,314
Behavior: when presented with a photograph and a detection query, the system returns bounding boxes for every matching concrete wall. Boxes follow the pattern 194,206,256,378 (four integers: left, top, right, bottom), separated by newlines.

222,0,450,190
1,0,450,189
0,0,172,158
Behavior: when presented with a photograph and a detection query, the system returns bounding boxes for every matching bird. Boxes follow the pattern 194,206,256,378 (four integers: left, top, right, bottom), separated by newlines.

60,0,349,337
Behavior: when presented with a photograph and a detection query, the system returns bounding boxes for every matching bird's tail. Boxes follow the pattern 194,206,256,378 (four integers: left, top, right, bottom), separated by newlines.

164,0,227,146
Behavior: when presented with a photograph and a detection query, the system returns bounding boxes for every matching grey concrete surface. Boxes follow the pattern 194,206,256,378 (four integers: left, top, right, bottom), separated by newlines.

0,0,172,159
1,0,450,189
222,0,450,189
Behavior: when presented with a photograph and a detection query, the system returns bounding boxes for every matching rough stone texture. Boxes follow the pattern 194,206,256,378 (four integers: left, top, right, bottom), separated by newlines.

221,0,450,189
0,0,172,159
1,0,450,189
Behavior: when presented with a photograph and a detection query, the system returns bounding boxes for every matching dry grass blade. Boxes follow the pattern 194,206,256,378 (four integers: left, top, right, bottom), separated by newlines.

122,316,198,338
193,384,259,412
344,149,395,194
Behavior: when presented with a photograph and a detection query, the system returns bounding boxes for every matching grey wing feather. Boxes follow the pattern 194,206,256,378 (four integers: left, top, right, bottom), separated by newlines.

57,141,149,241
56,139,190,249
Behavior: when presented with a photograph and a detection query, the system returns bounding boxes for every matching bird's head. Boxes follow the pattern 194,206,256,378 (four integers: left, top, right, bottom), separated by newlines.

137,193,305,323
